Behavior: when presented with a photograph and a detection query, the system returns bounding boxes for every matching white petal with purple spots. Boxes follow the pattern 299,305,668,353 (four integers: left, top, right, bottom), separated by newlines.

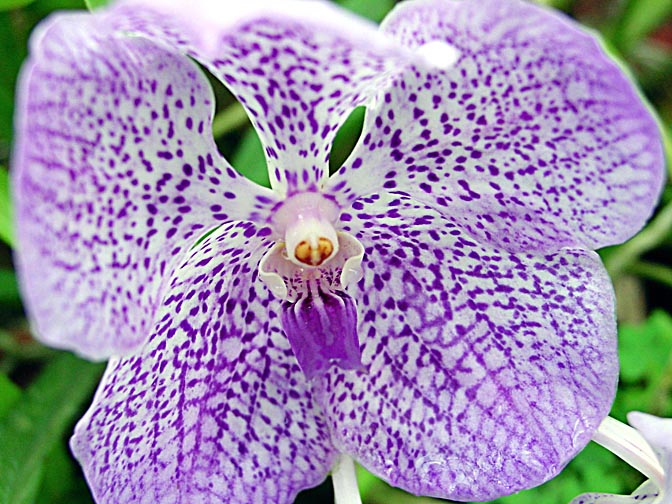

71,222,337,504
107,0,411,195
327,0,665,253
317,194,618,501
13,12,278,358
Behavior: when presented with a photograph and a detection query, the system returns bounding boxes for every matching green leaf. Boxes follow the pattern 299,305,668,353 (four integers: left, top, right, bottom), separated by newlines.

35,441,94,504
615,310,672,418
337,0,395,23
665,125,672,180
0,374,20,419
0,329,57,361
0,269,20,305
613,0,672,52
533,0,574,10
355,464,378,499
0,12,27,145
619,310,672,382
84,0,108,10
30,0,88,16
212,103,250,139
34,443,76,503
0,166,13,247
0,0,35,11
329,106,364,175
231,129,271,188
0,353,105,504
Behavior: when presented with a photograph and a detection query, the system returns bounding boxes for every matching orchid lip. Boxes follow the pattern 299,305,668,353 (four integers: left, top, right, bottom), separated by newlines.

281,283,362,380
259,228,365,379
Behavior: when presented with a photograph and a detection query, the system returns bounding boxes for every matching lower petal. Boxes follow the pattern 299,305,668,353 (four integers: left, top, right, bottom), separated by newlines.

317,194,618,501
71,222,336,504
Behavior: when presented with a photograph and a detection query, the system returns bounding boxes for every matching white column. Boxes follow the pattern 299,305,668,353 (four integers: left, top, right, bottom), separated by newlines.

332,454,363,504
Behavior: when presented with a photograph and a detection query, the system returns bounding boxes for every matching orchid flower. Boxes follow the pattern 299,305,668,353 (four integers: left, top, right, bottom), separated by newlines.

571,413,672,504
12,0,665,502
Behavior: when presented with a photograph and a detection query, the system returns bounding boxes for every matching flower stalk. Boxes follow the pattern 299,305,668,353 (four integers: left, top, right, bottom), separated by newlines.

605,201,672,278
332,454,362,504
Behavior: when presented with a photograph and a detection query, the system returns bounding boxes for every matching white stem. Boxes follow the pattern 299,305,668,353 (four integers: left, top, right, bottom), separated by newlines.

592,416,665,489
332,454,362,504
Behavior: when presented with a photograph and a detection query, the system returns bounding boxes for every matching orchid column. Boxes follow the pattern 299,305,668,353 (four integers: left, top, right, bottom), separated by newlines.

11,0,665,503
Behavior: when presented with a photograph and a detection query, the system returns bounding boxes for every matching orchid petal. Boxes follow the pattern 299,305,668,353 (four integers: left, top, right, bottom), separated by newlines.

316,194,618,501
327,0,664,253
628,412,672,459
13,11,279,359
570,481,660,504
71,222,337,504
628,412,672,498
107,0,410,195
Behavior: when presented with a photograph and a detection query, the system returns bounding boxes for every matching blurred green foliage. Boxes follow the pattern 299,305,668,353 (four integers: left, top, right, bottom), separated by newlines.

611,0,672,53
83,0,108,9
0,1,34,13
0,1,671,504
0,167,13,246
0,354,104,504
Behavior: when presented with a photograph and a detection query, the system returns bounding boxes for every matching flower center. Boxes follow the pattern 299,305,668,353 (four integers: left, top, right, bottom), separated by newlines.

295,237,334,266
259,192,366,301
273,191,340,269
258,191,365,378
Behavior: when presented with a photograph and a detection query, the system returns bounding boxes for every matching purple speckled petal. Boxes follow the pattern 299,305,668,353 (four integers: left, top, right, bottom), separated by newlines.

107,0,410,194
316,193,618,501
281,288,362,379
71,222,337,504
13,12,278,359
327,0,664,253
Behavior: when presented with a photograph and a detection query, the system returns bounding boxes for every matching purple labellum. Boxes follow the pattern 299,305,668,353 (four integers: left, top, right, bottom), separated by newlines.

281,287,362,379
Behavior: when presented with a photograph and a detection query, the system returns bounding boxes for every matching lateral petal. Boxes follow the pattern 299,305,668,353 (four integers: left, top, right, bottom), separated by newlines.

71,222,337,503
14,11,277,358
316,193,618,500
327,0,664,252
